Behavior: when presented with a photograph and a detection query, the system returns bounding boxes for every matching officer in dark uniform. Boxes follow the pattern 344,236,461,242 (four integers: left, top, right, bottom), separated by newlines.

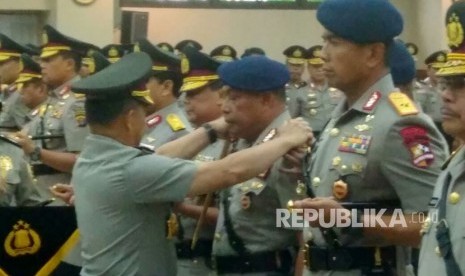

419,2,465,274
0,34,38,130
291,0,448,275
241,47,266,58
70,52,312,275
134,38,192,151
210,45,237,62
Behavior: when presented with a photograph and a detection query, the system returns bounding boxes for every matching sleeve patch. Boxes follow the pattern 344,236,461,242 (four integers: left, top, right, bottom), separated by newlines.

400,126,434,168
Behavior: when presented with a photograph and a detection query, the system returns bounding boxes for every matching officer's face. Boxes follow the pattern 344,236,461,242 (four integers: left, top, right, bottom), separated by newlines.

222,88,266,140
40,54,74,87
426,65,439,84
0,58,20,85
307,63,325,83
19,80,46,109
184,86,223,127
440,76,465,138
287,63,305,82
321,31,376,92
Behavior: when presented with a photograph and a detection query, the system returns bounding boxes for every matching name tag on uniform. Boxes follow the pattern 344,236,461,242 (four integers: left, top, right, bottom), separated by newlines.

338,134,372,155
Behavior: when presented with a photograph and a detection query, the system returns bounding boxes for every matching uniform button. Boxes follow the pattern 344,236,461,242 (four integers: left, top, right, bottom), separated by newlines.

449,192,460,204
435,246,441,257
312,177,321,187
332,156,341,166
309,101,317,105
309,109,317,115
330,128,339,137
214,233,221,241
303,230,313,242
341,165,348,171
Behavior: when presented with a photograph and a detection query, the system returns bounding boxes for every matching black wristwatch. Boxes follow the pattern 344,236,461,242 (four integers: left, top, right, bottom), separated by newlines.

30,146,41,162
202,123,218,144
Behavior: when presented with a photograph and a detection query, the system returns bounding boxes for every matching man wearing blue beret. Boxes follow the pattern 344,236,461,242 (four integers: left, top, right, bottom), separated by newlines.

211,55,311,275
290,0,448,275
389,40,417,100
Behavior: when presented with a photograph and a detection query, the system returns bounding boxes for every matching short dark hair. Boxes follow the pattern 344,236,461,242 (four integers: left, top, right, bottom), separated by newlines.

153,71,182,98
85,96,140,125
59,51,82,73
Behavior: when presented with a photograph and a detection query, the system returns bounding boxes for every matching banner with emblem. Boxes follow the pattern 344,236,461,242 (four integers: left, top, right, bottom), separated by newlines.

0,207,78,276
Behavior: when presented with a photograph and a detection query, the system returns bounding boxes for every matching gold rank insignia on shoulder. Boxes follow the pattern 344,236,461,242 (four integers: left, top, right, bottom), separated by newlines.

388,91,418,116
166,114,186,131
4,220,41,257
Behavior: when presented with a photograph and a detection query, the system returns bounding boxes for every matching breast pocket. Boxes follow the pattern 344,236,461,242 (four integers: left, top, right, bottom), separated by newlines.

328,154,368,202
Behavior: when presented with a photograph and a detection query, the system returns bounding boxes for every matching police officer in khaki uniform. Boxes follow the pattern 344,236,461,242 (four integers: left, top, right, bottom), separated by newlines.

176,45,225,275
0,34,37,130
283,45,308,114
418,2,465,275
12,24,98,275
212,56,308,275
70,52,312,275
0,139,42,207
291,45,344,138
291,0,448,275
134,39,192,151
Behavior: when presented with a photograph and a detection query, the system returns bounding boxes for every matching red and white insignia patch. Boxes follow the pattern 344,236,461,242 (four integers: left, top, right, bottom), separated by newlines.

146,115,162,128
363,91,381,111
400,126,434,168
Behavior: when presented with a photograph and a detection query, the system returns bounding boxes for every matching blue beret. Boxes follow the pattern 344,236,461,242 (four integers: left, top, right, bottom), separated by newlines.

317,0,403,44
218,56,290,92
389,40,416,86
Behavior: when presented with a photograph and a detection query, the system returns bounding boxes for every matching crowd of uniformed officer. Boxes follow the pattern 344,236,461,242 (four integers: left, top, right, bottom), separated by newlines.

0,0,465,275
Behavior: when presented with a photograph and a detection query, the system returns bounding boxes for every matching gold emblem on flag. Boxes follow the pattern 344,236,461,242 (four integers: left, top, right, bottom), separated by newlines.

4,220,41,257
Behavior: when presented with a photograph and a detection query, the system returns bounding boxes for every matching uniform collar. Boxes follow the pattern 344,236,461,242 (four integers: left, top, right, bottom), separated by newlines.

52,75,80,99
332,73,394,118
250,110,290,147
147,102,181,118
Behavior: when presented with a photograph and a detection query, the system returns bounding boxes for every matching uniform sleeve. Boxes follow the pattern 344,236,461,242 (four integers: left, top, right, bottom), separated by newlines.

380,117,448,212
125,154,198,203
63,99,89,152
15,160,43,206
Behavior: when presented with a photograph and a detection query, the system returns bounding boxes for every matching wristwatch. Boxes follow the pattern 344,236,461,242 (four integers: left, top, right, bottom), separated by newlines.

202,123,218,144
30,146,41,162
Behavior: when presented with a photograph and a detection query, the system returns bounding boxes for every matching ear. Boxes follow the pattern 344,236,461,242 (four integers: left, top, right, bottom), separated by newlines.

365,43,386,69
161,79,174,96
124,108,136,131
63,57,76,72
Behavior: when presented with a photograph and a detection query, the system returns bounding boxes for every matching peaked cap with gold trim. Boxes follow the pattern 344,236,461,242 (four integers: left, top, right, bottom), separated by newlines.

15,54,42,84
71,52,154,104
210,45,237,62
134,39,181,73
180,45,221,93
438,1,465,76
0,34,37,62
307,45,324,65
41,25,99,59
283,45,307,65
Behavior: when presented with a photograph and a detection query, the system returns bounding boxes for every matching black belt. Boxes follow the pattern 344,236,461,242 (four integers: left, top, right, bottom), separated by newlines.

32,164,61,176
176,239,212,259
214,250,292,274
305,244,396,273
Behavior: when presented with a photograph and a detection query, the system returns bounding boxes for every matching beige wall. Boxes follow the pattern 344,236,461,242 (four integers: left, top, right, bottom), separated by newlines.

123,0,452,68
0,0,114,47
